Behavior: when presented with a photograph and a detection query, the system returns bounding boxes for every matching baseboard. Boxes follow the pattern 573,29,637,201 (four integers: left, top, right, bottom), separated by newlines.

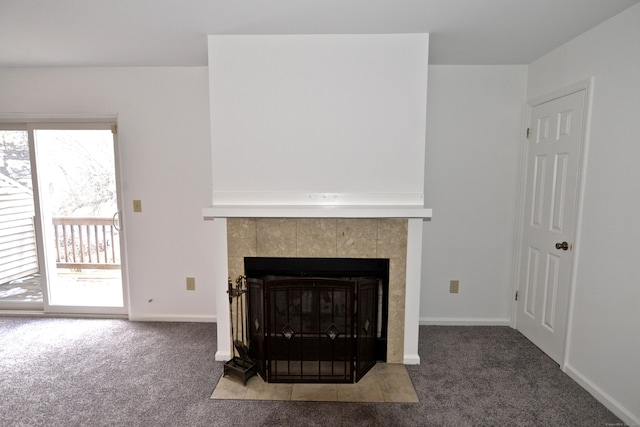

215,350,232,362
403,354,420,365
563,363,640,426
419,317,511,326
128,314,217,323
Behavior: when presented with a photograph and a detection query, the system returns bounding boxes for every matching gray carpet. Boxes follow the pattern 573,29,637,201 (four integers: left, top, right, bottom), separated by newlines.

0,317,622,426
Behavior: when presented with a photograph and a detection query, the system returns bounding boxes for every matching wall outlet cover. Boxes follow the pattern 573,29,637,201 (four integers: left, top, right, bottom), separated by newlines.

450,280,459,294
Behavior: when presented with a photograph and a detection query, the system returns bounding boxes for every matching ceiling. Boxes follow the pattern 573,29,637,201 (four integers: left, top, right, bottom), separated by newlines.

1,0,638,67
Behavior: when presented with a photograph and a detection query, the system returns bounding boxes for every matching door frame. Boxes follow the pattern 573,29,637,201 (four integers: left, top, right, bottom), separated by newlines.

510,78,594,369
0,114,130,316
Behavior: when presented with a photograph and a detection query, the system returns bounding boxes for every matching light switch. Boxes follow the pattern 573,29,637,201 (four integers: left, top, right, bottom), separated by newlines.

133,200,142,213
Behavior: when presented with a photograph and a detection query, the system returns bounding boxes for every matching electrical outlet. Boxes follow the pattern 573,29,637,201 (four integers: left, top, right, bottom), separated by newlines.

186,277,195,291
133,199,142,212
450,280,459,294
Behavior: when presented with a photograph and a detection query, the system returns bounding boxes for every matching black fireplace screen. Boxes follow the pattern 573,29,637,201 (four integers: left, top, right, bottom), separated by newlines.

245,257,389,384
248,276,379,383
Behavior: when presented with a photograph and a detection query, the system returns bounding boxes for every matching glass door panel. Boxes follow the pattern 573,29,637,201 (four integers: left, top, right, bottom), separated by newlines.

34,128,125,312
0,129,43,310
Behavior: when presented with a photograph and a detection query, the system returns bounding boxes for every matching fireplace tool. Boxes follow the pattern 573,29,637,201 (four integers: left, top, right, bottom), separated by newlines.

223,275,256,385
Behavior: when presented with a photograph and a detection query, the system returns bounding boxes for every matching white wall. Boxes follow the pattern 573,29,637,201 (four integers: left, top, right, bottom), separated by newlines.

0,67,217,322
208,34,429,204
527,4,640,424
0,63,530,329
421,65,527,324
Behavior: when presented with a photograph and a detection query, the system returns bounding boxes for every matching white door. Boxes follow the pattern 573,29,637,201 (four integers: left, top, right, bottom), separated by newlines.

516,89,587,364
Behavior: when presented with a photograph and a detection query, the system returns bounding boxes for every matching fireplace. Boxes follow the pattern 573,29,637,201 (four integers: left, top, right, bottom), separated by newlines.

245,257,389,383
206,216,429,366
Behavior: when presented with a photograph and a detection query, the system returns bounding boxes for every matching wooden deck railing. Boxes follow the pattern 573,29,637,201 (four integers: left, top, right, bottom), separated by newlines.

52,217,120,269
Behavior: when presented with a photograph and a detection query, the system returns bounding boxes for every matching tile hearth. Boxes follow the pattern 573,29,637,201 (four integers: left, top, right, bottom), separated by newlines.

211,363,418,403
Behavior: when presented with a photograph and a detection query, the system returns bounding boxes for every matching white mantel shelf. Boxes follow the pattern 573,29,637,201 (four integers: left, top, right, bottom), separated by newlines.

202,205,432,219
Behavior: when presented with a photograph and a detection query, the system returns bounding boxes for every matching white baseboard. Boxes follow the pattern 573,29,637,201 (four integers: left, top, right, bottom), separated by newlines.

403,354,420,365
215,350,232,362
563,363,639,426
419,317,511,326
128,314,216,323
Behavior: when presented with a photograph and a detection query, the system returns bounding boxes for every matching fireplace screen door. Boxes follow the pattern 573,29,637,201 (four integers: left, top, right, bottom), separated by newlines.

248,277,378,383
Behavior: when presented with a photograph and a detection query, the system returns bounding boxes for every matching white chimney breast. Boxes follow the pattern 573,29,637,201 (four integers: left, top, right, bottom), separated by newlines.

207,33,429,206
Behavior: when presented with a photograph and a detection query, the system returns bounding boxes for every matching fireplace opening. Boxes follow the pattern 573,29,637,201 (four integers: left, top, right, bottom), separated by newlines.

245,257,389,383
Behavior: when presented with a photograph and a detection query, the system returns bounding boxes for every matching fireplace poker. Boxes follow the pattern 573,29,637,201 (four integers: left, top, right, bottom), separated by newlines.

238,275,245,347
227,278,237,358
236,277,240,356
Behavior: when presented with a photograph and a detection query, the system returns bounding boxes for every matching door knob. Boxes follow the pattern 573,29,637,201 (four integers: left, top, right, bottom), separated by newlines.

555,241,569,251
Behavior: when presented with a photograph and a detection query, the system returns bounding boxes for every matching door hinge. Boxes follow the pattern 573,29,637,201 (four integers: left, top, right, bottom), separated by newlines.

526,128,530,139
515,291,519,301
111,124,118,134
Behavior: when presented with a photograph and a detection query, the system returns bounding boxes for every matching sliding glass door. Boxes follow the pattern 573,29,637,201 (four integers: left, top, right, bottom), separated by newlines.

0,121,127,315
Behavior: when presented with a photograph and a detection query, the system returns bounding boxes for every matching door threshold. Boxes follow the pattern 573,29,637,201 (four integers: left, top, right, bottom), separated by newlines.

0,310,129,320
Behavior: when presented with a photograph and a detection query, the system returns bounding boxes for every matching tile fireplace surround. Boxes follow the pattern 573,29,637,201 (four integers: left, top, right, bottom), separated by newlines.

204,205,431,365
228,217,408,363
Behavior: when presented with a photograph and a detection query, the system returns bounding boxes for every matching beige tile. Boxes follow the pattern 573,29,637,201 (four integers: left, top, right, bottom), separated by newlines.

227,218,257,257
388,257,407,297
244,376,293,401
296,219,337,257
256,218,297,257
336,374,385,402
211,364,418,403
387,257,406,363
370,363,407,375
376,219,408,258
386,315,405,364
291,383,338,401
336,218,377,258
227,256,245,284
211,376,249,399
378,371,419,403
